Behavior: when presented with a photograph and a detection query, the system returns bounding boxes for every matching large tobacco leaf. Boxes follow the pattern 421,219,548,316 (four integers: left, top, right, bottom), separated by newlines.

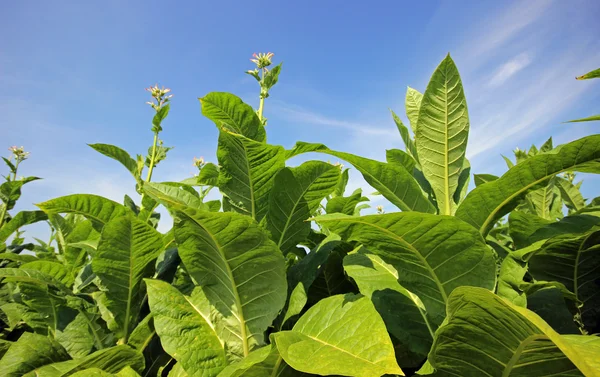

146,279,227,377
170,204,287,358
266,161,340,255
92,216,164,341
200,92,266,142
37,194,130,229
316,213,496,325
415,54,469,216
0,332,70,377
217,131,285,220
0,210,48,243
273,294,403,377
425,287,599,377
456,135,600,236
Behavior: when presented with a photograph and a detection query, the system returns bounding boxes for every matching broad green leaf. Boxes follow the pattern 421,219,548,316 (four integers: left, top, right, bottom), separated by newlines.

474,173,499,187
527,178,558,219
0,252,37,263
69,369,114,377
406,86,423,134
0,210,47,243
266,161,340,254
496,254,529,307
92,216,164,341
325,189,368,216
198,162,220,186
527,230,600,330
344,251,435,361
316,213,496,325
290,142,436,213
274,294,403,377
0,332,70,377
24,345,145,377
556,177,585,212
217,131,285,220
426,286,599,377
526,287,580,334
88,143,139,179
127,313,155,351
391,110,419,162
386,148,416,172
146,279,227,377
0,267,70,292
416,54,469,216
456,135,600,236
576,67,600,80
200,92,266,142
171,205,287,357
21,260,74,287
333,168,349,197
508,211,553,248
0,177,40,210
37,194,130,229
143,182,209,211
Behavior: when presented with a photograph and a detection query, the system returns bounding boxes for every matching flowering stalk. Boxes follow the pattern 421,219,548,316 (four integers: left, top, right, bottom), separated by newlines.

246,52,281,125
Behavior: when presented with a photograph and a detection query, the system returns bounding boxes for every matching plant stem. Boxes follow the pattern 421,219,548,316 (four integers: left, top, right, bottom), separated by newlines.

257,68,265,122
0,161,19,229
146,132,159,182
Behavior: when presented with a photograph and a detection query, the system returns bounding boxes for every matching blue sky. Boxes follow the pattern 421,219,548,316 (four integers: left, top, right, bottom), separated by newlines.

2,0,599,238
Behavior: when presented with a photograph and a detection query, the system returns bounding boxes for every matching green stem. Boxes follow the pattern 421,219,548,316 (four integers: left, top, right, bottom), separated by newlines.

257,68,266,122
146,132,159,183
0,161,19,229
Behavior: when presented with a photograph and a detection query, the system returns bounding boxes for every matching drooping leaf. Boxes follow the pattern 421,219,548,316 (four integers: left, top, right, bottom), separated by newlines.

37,194,130,229
92,216,164,341
527,230,600,330
273,294,404,377
267,161,340,254
0,210,48,243
171,205,287,358
88,143,139,179
143,182,209,211
0,332,70,377
200,92,266,142
425,286,599,377
386,148,417,172
456,135,600,236
146,279,227,377
316,213,496,325
416,54,469,216
344,250,435,362
217,131,285,220
406,86,423,135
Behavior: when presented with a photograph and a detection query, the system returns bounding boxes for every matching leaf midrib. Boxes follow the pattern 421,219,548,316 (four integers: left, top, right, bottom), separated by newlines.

501,334,547,377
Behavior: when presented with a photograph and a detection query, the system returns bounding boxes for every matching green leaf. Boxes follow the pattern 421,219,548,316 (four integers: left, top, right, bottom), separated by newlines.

416,54,469,216
556,177,586,212
453,158,470,205
146,279,227,377
508,211,553,248
0,332,70,377
24,345,145,376
333,168,349,197
0,177,41,210
473,173,499,187
0,268,70,292
171,205,287,357
292,142,436,213
386,148,416,172
426,286,599,377
526,287,580,334
92,216,164,341
496,254,529,307
37,194,130,229
88,144,139,179
406,86,423,135
576,67,600,80
566,115,600,123
527,230,600,330
391,110,419,162
456,135,600,236
273,294,403,377
0,210,48,243
143,182,209,211
200,92,266,142
263,62,282,91
526,178,558,220
197,163,220,186
217,131,285,220
266,161,340,254
325,189,368,216
343,250,435,360
316,213,496,325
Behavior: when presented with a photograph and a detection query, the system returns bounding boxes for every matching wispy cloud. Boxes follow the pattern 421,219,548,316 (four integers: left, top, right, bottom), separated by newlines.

488,53,532,87
271,100,397,137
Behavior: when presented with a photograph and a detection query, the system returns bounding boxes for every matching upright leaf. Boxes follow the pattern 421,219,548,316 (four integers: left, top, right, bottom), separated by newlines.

92,216,164,341
273,294,404,377
200,92,266,142
391,110,419,162
416,54,469,215
266,161,340,254
316,213,495,325
171,206,287,357
556,177,586,212
406,86,423,134
456,135,600,236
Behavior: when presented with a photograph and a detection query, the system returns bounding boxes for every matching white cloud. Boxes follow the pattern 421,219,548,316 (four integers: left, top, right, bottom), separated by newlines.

488,53,532,87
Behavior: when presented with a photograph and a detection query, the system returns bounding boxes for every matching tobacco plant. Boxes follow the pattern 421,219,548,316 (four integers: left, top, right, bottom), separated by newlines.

0,52,599,377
